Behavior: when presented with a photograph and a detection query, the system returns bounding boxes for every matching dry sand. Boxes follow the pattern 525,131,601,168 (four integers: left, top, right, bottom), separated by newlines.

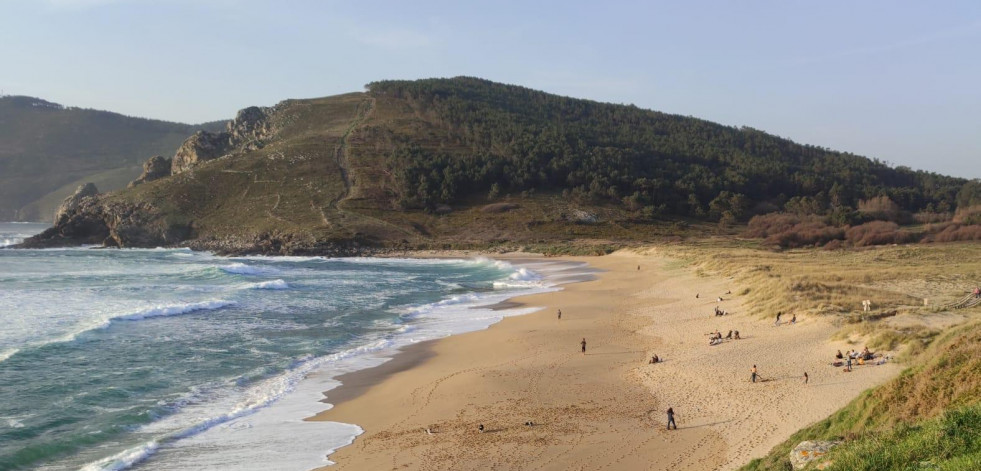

310,250,901,470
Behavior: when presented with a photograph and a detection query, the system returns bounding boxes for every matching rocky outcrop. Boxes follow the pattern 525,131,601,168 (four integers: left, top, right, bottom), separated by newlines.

228,106,272,149
23,192,191,249
170,106,273,175
128,156,172,187
170,130,233,174
789,440,841,470
54,183,99,224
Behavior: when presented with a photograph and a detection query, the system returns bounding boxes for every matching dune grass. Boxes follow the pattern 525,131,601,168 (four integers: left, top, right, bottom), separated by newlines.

737,319,980,471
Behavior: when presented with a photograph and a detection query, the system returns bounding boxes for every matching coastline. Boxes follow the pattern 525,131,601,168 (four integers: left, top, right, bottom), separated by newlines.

310,250,903,470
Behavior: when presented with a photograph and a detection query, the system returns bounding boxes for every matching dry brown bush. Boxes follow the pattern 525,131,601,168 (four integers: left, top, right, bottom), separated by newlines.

845,221,917,246
930,224,981,242
764,221,844,248
858,195,908,222
953,205,981,225
745,212,803,238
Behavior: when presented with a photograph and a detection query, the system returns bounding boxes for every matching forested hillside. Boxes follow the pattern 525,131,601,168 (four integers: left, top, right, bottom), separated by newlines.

0,95,224,221
23,78,977,253
370,77,965,220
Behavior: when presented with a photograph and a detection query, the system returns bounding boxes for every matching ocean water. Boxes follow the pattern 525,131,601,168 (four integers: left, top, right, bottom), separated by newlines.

0,223,581,470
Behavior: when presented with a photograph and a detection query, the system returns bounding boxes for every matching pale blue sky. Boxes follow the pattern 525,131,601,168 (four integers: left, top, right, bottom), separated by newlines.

2,0,979,177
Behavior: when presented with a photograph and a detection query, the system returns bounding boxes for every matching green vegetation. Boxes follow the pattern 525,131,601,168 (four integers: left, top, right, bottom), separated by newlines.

740,321,981,470
0,95,223,221
26,77,980,251
368,77,967,219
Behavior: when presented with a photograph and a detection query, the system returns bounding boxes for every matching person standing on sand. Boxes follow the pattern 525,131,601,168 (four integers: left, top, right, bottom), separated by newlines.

557,309,562,320
791,313,797,324
581,338,587,354
774,312,782,326
751,365,758,383
803,372,808,384
666,407,677,430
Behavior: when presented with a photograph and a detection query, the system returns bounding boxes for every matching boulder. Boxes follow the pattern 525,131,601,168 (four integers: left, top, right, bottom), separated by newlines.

128,155,172,187
789,440,841,470
54,183,99,225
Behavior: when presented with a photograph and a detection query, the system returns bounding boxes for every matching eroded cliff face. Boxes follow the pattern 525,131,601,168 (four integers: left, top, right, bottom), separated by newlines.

128,155,172,187
170,106,274,174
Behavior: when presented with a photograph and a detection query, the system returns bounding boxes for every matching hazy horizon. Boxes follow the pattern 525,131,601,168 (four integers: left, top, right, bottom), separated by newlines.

2,0,979,178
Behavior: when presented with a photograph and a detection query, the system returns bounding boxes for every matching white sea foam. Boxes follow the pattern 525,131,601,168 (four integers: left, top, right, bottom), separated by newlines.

220,263,279,275
115,300,236,321
0,348,18,363
0,300,235,363
81,440,159,471
244,279,289,290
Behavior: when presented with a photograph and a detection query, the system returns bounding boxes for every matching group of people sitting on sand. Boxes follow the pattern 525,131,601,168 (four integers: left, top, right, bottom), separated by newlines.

707,329,740,345
833,346,888,370
713,306,729,316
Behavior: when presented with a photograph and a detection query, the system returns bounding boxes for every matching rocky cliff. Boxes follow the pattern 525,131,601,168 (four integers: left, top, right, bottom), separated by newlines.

170,106,273,174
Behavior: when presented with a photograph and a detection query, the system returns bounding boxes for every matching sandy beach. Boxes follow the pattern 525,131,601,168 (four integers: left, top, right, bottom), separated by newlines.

310,250,902,470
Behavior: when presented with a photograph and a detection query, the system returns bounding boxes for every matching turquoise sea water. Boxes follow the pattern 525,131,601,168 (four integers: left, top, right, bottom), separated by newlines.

0,223,563,470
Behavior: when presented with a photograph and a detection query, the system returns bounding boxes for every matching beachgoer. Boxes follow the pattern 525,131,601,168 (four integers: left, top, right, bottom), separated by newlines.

774,311,782,326
751,365,758,383
791,313,797,324
557,309,562,320
726,290,732,294
803,372,809,384
650,355,659,364
666,407,677,430
478,424,485,433
974,286,980,298
696,293,699,299
846,357,852,372
725,330,733,339
717,296,723,302
637,265,641,271
581,338,587,354
734,330,741,340
836,350,844,359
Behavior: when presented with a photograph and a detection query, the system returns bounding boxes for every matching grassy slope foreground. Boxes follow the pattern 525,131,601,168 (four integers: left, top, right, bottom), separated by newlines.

29,77,974,253
654,241,980,470
0,95,223,221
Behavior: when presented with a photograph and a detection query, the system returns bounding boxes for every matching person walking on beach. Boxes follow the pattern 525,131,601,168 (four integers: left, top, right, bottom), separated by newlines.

846,356,852,372
751,365,758,383
557,309,562,320
791,313,797,324
666,407,677,430
774,312,782,326
581,338,587,354
803,372,809,384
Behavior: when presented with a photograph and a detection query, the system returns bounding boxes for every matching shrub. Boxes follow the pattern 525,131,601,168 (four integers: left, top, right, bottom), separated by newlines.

844,221,917,246
953,205,981,225
858,196,911,223
931,224,981,243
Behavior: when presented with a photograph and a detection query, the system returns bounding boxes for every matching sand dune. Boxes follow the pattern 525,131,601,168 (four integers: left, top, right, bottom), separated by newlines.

311,251,901,470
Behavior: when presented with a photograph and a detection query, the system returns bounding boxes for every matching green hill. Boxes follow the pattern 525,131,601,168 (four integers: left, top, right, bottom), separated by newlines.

0,95,224,221
23,77,974,252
